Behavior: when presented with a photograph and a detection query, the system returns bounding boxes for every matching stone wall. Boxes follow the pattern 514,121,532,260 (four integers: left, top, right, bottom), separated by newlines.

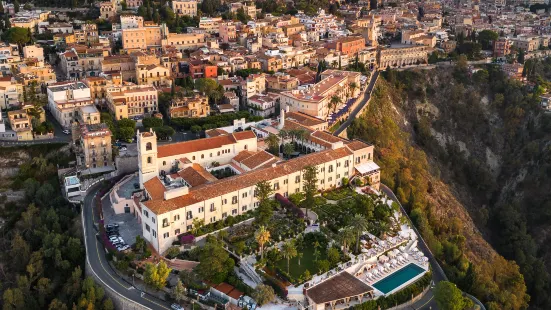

116,154,139,175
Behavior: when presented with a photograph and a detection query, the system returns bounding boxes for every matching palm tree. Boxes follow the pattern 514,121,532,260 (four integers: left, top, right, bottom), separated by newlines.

329,95,342,115
349,82,358,98
281,240,298,273
349,214,369,254
265,134,280,156
313,240,321,262
283,143,294,159
255,226,271,260
338,227,355,254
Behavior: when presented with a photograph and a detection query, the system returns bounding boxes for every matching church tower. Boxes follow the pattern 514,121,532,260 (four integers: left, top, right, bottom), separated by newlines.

137,129,159,187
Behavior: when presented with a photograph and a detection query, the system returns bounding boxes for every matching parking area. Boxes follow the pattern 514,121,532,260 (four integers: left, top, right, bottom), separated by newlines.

102,195,142,246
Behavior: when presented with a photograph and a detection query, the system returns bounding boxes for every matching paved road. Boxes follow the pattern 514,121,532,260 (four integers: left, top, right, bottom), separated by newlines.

333,70,380,136
82,186,171,310
380,184,486,310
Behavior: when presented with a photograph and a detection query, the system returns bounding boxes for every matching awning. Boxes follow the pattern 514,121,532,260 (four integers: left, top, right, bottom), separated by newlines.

355,161,381,175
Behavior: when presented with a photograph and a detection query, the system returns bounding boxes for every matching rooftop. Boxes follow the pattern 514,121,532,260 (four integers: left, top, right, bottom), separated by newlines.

306,272,373,304
48,81,89,92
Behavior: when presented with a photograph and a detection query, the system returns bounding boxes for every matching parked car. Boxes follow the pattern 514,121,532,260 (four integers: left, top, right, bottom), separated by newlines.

120,147,128,151
62,129,70,135
171,304,185,310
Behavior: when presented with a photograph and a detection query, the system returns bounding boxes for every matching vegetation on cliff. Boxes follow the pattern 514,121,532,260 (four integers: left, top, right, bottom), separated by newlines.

348,63,539,309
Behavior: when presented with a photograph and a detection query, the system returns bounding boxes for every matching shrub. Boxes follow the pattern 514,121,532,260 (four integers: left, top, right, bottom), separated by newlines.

166,246,181,259
181,234,195,244
275,193,305,218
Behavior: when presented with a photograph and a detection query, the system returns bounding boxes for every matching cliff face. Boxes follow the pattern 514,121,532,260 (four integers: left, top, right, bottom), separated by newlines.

347,65,551,309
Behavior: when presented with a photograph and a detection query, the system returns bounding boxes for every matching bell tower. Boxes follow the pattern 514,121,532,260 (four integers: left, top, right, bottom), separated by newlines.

137,128,159,187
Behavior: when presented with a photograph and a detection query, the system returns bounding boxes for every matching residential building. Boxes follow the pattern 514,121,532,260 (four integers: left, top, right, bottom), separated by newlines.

219,22,237,43
169,94,210,118
247,93,279,117
121,15,144,29
172,0,197,17
7,109,33,141
198,17,223,34
106,85,159,120
327,36,366,56
22,45,44,62
47,81,94,128
378,46,431,68
77,123,114,170
266,74,300,92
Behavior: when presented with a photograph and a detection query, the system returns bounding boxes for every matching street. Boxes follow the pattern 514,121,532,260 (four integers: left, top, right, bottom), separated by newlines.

82,186,171,310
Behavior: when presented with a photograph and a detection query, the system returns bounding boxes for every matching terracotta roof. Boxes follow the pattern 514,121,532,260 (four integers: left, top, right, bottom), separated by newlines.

156,132,256,158
232,150,254,162
239,150,278,170
346,140,372,151
178,163,217,187
143,177,165,200
205,128,229,137
306,272,373,304
143,146,353,214
285,111,326,128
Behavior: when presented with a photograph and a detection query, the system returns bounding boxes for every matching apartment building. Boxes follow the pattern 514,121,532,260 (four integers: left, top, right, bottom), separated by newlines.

47,81,93,128
0,78,22,110
102,55,136,81
78,123,114,170
135,64,172,87
122,23,163,50
83,74,123,106
163,32,206,52
15,62,57,86
7,110,33,141
121,15,144,29
279,70,360,120
230,2,257,19
168,94,210,118
266,74,300,92
137,129,379,253
23,45,44,62
74,24,100,45
327,36,366,56
172,0,198,17
247,93,280,118
198,17,223,34
106,85,159,120
100,1,117,19
219,22,237,43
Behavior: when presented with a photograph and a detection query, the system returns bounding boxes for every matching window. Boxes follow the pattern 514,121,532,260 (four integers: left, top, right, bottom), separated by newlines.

186,211,192,220
217,151,220,156
201,154,204,159
222,199,227,205
187,225,192,231
222,212,228,218
295,188,299,193
328,177,332,182
295,175,301,183
344,160,349,167
162,218,169,227
232,209,238,215
175,229,180,235
145,224,150,232
242,192,248,198
198,207,204,213
337,162,341,167
273,182,279,190
163,161,166,166
147,157,152,164
210,217,216,223
174,214,180,221
320,179,325,184
337,174,340,179
283,179,288,184
152,218,155,224
163,232,169,238
143,210,149,218
210,203,215,211
328,165,333,173
242,205,247,211
232,196,238,204
254,201,260,207
284,192,288,197
146,142,152,151
192,156,196,160
254,189,258,197
152,230,156,238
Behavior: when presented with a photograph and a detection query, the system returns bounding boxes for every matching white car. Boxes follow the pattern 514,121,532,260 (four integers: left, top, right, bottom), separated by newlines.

120,146,128,151
171,304,185,310
62,129,70,135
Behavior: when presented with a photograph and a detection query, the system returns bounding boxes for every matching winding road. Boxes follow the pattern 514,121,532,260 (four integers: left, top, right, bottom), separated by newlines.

81,186,171,310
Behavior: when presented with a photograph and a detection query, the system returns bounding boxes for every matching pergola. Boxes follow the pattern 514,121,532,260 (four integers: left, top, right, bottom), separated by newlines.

306,272,374,310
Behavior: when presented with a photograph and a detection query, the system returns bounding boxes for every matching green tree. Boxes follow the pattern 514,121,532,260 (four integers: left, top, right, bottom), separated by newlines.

144,261,171,290
195,238,234,283
153,126,175,140
302,165,318,217
329,95,341,115
251,284,275,306
434,281,472,310
255,180,274,226
2,27,31,50
349,214,369,254
3,288,25,310
281,240,298,273
477,30,498,50
337,227,355,254
171,280,186,303
117,118,136,131
283,143,294,158
191,218,204,235
143,117,163,129
327,247,340,266
118,127,134,142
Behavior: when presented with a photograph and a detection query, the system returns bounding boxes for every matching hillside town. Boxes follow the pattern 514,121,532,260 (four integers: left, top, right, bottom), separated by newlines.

1,0,550,309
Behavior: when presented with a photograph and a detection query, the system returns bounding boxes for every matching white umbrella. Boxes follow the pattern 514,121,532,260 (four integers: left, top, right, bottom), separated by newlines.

396,254,402,261
384,262,390,268
403,253,409,259
361,240,367,245
388,251,396,258
379,255,388,262
366,272,372,277
388,237,394,243
399,245,406,251
379,240,386,246
412,247,419,252
423,257,429,262
391,259,398,265
378,266,384,272
361,248,368,253
373,269,379,275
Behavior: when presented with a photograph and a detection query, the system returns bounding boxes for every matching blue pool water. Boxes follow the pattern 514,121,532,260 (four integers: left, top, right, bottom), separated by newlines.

372,263,425,294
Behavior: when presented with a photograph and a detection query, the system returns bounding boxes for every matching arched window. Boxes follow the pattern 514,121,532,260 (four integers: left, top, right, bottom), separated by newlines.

244,145,248,150
147,157,152,164
201,154,204,159
163,161,166,166
146,142,152,151
192,156,195,160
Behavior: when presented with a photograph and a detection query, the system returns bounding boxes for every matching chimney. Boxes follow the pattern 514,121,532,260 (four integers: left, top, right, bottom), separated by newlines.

278,108,285,130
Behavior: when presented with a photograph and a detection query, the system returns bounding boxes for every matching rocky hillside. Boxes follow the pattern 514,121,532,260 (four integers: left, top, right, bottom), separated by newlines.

347,63,551,309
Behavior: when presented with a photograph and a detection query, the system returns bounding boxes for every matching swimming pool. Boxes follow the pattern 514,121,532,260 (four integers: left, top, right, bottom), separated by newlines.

372,263,425,295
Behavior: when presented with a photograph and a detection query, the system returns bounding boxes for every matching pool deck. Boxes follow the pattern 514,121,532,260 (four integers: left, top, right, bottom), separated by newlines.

370,263,427,296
